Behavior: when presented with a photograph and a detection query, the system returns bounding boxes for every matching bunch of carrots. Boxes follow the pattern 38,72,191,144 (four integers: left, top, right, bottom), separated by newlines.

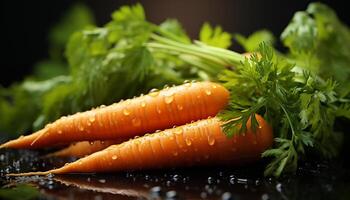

1,82,273,176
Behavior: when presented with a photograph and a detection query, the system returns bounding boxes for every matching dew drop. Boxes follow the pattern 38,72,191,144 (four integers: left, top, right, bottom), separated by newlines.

205,90,212,96
155,130,161,133
208,135,216,146
172,151,178,156
57,130,62,134
100,105,106,108
87,122,91,126
177,104,183,111
132,118,141,127
123,108,131,116
89,141,95,145
89,115,96,123
156,107,162,114
174,128,183,135
149,89,160,97
184,82,192,87
141,101,146,107
112,155,118,160
212,85,217,89
185,138,192,146
78,160,83,165
78,125,84,131
163,84,170,89
259,125,262,129
164,95,174,104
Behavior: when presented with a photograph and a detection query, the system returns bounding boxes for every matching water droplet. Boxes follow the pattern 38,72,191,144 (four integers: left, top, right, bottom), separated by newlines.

212,85,217,89
149,88,160,97
98,179,106,183
57,130,62,134
123,108,130,116
205,89,212,95
164,95,174,104
185,138,192,146
78,160,83,165
112,155,118,160
89,115,96,122
259,125,262,129
184,82,192,87
174,128,183,135
101,141,105,144
156,107,162,114
78,125,84,131
197,95,201,99
208,135,216,146
155,130,161,133
141,101,146,107
89,141,95,145
132,118,141,127
172,151,178,156
163,84,170,89
184,80,190,83
177,104,183,110
100,105,106,108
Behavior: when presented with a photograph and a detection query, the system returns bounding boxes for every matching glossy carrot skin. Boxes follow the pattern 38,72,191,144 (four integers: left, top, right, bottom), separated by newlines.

13,115,272,175
45,140,122,158
1,82,229,149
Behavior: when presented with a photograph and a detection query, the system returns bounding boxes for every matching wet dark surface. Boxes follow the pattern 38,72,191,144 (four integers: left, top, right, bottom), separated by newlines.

1,149,350,200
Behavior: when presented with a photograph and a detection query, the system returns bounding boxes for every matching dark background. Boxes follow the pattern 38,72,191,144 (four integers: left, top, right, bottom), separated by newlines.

1,0,349,87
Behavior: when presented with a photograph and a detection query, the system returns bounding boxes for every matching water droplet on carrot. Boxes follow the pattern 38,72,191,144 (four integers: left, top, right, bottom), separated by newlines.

185,138,192,146
57,130,62,134
208,135,215,146
259,125,262,129
100,105,106,108
173,151,178,156
123,108,130,116
177,104,183,110
101,141,105,144
112,155,118,160
132,118,141,127
89,141,95,145
157,107,162,114
89,115,96,122
184,82,191,87
163,84,170,89
149,88,159,97
155,130,161,133
78,125,84,131
164,95,174,104
205,90,212,95
78,160,83,165
141,101,146,107
212,85,217,89
174,128,183,135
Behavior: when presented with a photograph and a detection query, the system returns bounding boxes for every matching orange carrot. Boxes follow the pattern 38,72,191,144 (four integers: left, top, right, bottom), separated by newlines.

45,140,123,158
0,81,229,149
8,115,273,176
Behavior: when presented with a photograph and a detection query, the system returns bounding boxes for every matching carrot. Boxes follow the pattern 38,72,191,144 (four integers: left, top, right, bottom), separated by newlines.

0,81,229,149
8,115,273,176
45,140,123,158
